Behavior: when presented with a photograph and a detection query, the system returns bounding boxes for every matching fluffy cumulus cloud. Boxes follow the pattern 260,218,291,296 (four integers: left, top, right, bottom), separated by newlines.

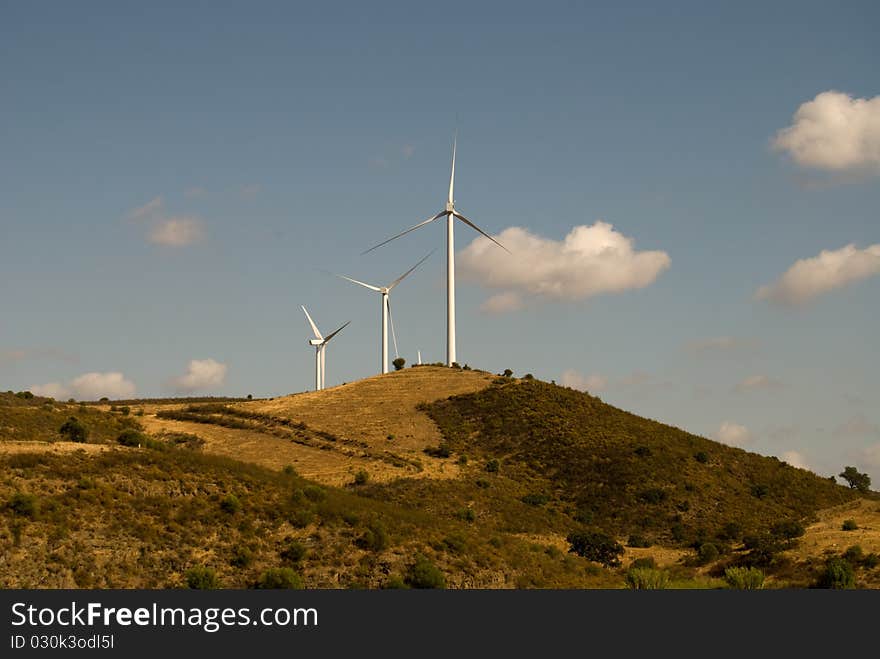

779,451,810,471
172,359,227,392
126,197,206,247
714,421,753,447
458,222,670,311
560,369,607,393
30,372,136,401
773,91,880,172
149,217,205,247
756,243,880,306
734,374,783,393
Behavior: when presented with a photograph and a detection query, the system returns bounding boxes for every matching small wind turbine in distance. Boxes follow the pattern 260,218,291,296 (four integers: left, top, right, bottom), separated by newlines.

363,134,510,366
337,251,434,375
301,305,350,391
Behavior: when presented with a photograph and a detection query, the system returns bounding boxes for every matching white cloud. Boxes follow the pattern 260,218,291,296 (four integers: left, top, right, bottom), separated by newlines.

127,196,164,221
125,197,207,247
480,292,524,314
149,217,206,247
172,359,227,392
714,421,754,447
773,91,880,172
684,336,760,356
561,369,607,393
31,371,136,401
734,374,783,393
780,451,810,470
458,222,670,311
756,243,880,306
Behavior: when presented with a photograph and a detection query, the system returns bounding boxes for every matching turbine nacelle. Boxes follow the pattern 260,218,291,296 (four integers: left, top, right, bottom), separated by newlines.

308,338,323,346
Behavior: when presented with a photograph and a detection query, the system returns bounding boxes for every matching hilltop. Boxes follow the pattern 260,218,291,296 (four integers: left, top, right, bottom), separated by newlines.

1,368,876,589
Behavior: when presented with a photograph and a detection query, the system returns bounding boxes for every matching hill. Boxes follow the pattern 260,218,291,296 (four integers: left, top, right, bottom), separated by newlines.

1,368,876,589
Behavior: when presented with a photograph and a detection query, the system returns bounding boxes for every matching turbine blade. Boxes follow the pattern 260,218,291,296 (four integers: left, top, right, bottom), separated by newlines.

337,274,382,292
387,297,399,359
453,211,511,254
361,210,448,255
387,249,436,290
448,131,457,205
301,305,323,339
322,320,350,344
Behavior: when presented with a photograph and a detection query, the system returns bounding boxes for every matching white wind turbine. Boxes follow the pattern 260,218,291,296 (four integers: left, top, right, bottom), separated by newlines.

337,251,434,374
364,135,509,366
301,305,349,391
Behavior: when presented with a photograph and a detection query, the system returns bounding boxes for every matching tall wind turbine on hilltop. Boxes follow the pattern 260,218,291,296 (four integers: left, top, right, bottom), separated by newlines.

337,250,434,375
364,135,509,366
301,306,349,391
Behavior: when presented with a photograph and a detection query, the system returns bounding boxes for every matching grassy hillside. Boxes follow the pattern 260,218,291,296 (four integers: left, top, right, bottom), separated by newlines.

418,378,856,544
1,369,876,589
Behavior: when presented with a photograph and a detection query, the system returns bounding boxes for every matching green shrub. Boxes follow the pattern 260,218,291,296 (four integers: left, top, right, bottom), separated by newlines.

475,479,490,489
59,417,88,443
303,485,326,502
694,451,709,464
625,568,669,590
724,567,764,589
355,521,388,552
862,553,880,569
230,545,254,568
485,459,499,473
502,369,513,377
719,522,743,542
630,557,656,570
424,444,451,458
185,566,219,589
771,520,805,542
843,545,863,564
220,494,241,514
8,493,39,518
818,558,855,589
120,406,131,416
455,508,476,522
353,470,369,486
406,555,445,589
116,429,147,447
566,531,624,567
627,534,652,548
392,358,406,371
280,539,308,563
521,493,549,507
750,484,770,499
638,488,667,504
523,373,534,380
697,543,719,564
633,446,652,457
842,519,858,531
257,568,303,589
384,574,407,589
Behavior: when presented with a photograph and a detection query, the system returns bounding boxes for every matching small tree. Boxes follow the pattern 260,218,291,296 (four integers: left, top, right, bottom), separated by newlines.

392,357,406,371
839,466,871,493
257,568,303,589
185,566,219,589
818,558,855,589
503,369,513,377
566,531,624,567
353,470,369,486
59,417,88,443
406,554,445,589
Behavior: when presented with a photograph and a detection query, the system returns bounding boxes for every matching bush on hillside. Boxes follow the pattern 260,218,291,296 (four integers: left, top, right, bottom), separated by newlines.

405,555,445,589
839,466,871,493
724,567,764,589
185,566,219,590
257,568,303,589
817,558,855,589
842,519,858,531
625,568,668,589
566,531,624,567
59,417,88,443
392,358,406,371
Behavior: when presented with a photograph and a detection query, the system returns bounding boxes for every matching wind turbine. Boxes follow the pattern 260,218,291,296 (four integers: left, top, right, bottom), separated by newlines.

364,135,509,366
337,251,433,375
301,305,349,391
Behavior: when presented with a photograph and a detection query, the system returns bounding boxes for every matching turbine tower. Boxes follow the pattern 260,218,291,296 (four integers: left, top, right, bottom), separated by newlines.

364,135,508,366
337,251,433,375
301,305,349,391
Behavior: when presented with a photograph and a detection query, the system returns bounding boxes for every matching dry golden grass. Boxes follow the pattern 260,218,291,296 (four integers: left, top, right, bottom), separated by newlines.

138,367,494,486
785,497,880,560
245,366,495,451
0,441,118,456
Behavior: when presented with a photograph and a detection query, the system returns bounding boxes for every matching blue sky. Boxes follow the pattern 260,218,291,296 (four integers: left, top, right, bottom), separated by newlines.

1,1,879,482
